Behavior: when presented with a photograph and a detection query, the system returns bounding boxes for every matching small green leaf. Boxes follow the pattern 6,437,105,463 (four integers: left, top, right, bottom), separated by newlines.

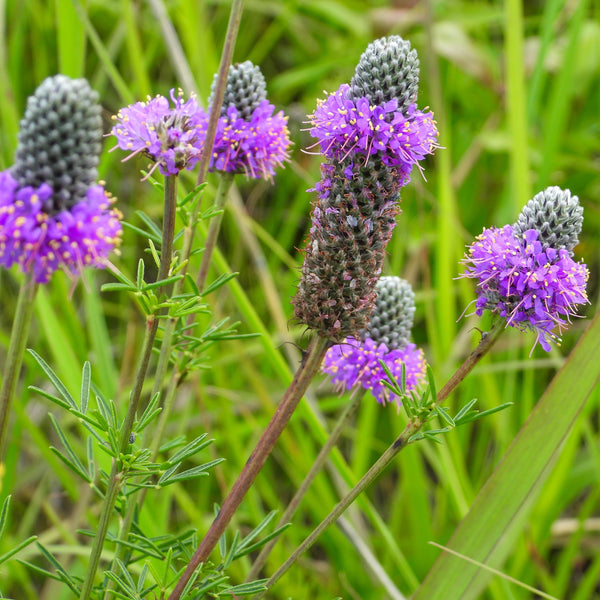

80,361,91,414
436,406,456,428
28,350,77,409
201,272,238,296
136,258,145,288
220,580,269,595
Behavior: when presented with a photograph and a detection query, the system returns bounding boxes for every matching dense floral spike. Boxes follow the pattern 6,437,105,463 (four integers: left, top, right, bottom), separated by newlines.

13,75,102,213
462,224,588,352
308,84,438,178
203,62,291,179
323,276,425,405
1,75,121,283
296,35,436,340
349,35,420,112
293,157,401,341
209,61,267,121
513,186,583,254
365,276,415,350
111,89,204,176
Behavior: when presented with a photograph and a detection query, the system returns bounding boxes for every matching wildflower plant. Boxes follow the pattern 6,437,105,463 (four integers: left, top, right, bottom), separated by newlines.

203,60,291,179
293,35,438,340
0,75,122,463
111,88,204,177
1,4,598,600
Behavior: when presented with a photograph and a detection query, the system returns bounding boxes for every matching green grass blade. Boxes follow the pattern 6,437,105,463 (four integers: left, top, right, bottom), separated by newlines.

413,308,600,600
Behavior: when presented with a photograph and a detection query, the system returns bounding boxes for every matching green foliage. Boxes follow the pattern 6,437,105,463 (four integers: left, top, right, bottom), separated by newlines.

0,1,599,599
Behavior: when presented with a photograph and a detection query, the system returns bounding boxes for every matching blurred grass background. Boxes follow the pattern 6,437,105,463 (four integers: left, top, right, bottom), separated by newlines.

0,0,599,598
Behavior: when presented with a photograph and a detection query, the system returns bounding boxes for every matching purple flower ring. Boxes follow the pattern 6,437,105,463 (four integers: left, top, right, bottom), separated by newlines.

462,224,589,351
111,89,204,177
203,100,291,179
307,83,438,184
0,170,122,283
323,337,426,406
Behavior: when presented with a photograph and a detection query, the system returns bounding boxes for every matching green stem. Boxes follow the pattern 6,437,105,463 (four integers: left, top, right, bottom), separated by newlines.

195,172,234,293
82,175,178,600
261,322,504,594
79,315,158,600
167,335,331,600
246,388,365,581
0,274,38,469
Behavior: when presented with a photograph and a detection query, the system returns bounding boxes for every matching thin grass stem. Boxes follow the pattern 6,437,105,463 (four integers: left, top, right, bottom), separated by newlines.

195,172,234,293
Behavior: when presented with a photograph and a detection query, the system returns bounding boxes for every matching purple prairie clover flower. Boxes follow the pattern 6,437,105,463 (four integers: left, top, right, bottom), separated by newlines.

111,89,204,177
0,74,122,284
0,170,122,284
462,224,589,352
323,338,426,406
307,84,438,184
202,100,291,180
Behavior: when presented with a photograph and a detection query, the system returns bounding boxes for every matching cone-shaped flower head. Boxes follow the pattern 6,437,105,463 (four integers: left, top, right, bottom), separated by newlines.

513,186,583,255
202,61,291,179
323,277,426,405
364,276,416,349
307,36,438,183
0,75,122,283
13,75,102,213
461,187,588,352
210,61,267,121
111,88,204,176
350,35,420,111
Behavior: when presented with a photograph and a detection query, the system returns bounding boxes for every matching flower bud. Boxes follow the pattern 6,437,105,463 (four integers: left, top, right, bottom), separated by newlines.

366,277,416,350
13,75,102,213
210,60,267,121
513,186,583,254
349,35,420,114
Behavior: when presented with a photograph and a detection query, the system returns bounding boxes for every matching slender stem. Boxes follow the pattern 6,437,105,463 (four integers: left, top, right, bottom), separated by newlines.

195,172,234,294
167,335,331,600
261,322,504,594
0,273,38,466
79,315,158,600
81,176,178,600
246,388,364,581
177,0,244,276
159,176,178,282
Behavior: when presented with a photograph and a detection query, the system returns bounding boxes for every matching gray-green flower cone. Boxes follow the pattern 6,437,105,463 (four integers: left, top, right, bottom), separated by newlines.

12,74,103,213
513,186,583,254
